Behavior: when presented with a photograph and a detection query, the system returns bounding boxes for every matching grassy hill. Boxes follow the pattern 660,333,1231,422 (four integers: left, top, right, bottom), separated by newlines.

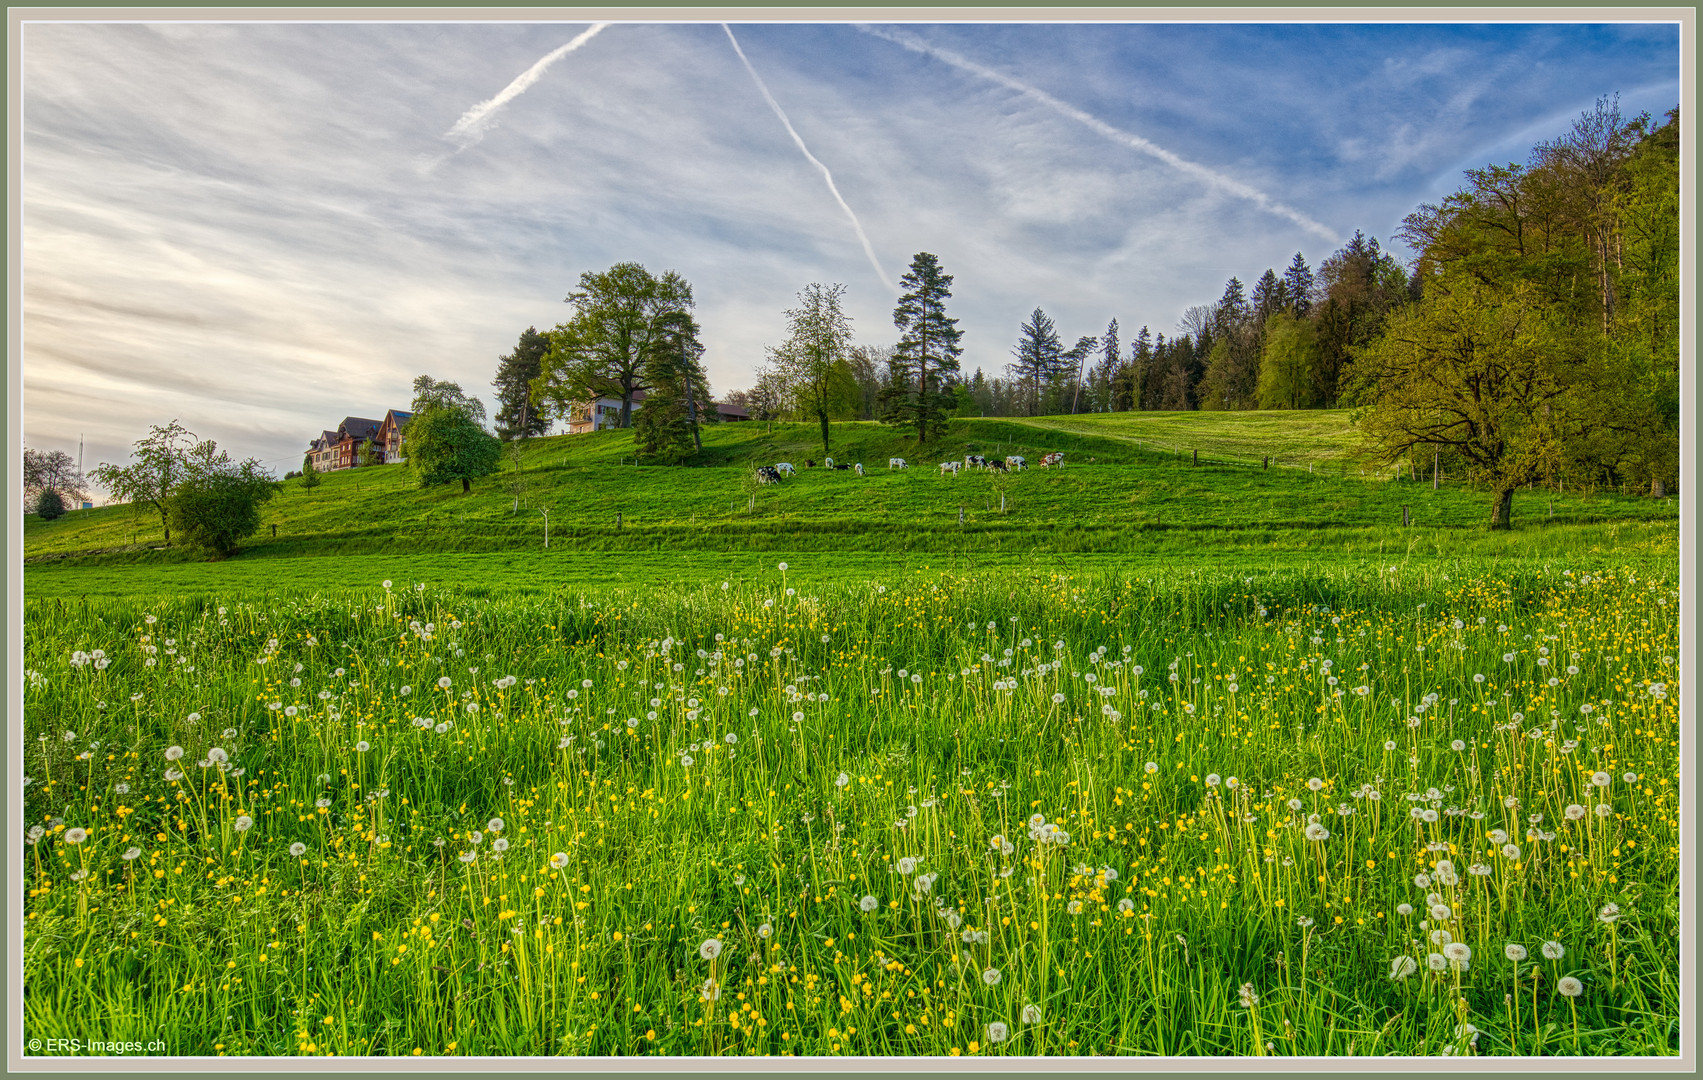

23,413,1678,596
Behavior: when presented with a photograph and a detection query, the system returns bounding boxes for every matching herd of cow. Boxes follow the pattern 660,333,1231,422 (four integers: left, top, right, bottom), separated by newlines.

753,452,1064,485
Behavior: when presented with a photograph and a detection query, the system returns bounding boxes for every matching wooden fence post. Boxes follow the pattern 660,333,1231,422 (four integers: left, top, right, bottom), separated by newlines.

1263,456,1269,470
1402,505,1410,527
1433,452,1439,490
959,506,965,525
616,511,622,531
1191,449,1198,467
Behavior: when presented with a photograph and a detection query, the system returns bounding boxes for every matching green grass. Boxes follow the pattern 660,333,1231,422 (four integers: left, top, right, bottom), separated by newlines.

20,563,1680,1057
24,416,1679,576
21,411,1679,1057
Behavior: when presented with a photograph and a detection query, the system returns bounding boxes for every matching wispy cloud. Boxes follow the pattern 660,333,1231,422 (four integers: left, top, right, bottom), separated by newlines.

445,23,607,145
722,24,893,293
855,23,1340,243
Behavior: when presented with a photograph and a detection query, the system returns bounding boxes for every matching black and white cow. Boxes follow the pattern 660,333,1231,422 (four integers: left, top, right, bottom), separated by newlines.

889,457,908,470
988,459,1009,473
775,462,797,476
755,465,783,485
964,454,987,470
1006,455,1027,471
939,461,961,476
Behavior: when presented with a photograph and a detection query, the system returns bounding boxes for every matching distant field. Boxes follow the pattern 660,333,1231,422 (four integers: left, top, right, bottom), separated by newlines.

1016,411,1367,466
23,415,1679,581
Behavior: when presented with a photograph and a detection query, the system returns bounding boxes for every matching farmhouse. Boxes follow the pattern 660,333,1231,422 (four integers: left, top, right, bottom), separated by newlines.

305,409,412,470
566,389,750,434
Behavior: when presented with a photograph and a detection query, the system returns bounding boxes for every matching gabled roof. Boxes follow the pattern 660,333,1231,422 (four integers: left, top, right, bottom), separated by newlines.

336,416,384,441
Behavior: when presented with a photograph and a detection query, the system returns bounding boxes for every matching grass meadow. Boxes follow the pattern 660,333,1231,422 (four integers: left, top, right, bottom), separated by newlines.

21,559,1681,1057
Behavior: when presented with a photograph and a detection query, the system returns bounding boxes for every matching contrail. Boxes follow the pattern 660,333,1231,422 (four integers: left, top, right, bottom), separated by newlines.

855,24,1339,243
723,24,895,293
446,23,608,143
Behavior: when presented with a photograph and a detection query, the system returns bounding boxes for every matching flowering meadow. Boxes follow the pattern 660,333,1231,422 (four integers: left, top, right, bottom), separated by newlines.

22,562,1680,1057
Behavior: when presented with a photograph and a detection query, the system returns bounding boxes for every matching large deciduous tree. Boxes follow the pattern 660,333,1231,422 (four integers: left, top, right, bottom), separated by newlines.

1346,278,1593,529
534,263,696,431
404,375,501,493
769,282,859,456
633,313,716,461
886,253,963,442
492,327,553,440
24,447,86,512
89,420,198,545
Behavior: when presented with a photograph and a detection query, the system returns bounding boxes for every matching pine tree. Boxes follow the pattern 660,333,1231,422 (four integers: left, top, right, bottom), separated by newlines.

889,253,963,442
1008,308,1061,416
1283,252,1315,316
492,327,552,440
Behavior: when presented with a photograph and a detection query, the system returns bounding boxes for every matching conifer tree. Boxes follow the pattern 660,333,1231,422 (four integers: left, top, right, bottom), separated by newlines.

888,253,963,442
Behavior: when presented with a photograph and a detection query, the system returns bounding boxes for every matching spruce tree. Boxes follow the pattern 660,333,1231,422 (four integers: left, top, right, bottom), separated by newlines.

889,253,963,442
633,314,714,461
1283,252,1315,316
492,327,552,440
1008,307,1061,416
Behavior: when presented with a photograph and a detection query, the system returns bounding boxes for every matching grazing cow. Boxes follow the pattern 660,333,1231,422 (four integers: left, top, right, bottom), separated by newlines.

854,463,865,476
831,463,853,471
988,459,1009,473
1040,452,1065,469
805,460,816,469
1006,455,1027,471
889,457,908,470
775,462,797,476
964,454,987,470
824,457,835,469
755,465,783,485
939,461,961,476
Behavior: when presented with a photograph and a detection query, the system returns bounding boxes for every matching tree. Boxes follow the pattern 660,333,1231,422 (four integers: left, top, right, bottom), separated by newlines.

1346,278,1591,529
768,283,860,456
1282,252,1315,316
90,420,198,545
534,263,695,431
845,344,892,420
633,314,716,461
168,447,277,558
887,253,964,442
35,489,66,521
1060,335,1099,415
24,448,85,511
492,327,553,440
404,375,502,493
1313,231,1410,404
1008,307,1062,416
358,438,380,469
1256,312,1323,409
299,454,321,489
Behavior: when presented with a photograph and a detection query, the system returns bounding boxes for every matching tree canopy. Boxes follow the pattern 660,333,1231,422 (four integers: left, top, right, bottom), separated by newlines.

492,326,553,440
168,448,277,557
535,263,696,432
884,253,963,443
404,375,501,494
89,420,198,545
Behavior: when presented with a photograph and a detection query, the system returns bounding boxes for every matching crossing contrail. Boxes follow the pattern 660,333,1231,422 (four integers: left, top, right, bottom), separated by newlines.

723,24,895,293
446,23,608,143
855,24,1339,243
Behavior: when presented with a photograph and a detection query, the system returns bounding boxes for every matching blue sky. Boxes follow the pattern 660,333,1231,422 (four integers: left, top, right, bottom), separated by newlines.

19,17,1680,483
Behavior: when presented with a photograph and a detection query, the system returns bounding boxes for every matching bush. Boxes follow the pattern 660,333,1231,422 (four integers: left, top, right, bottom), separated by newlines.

34,489,65,521
168,460,277,557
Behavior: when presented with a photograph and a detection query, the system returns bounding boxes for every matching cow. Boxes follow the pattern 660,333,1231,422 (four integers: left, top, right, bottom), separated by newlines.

1040,452,1065,469
775,462,797,476
805,460,817,469
964,454,987,470
988,459,1009,473
824,457,835,469
755,466,783,485
939,461,961,476
854,463,865,477
889,457,908,470
1007,455,1027,471
831,463,853,471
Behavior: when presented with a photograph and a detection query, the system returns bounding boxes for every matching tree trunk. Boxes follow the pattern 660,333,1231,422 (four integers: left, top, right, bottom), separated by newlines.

819,411,830,458
462,477,471,494
1489,486,1514,530
1651,476,1665,498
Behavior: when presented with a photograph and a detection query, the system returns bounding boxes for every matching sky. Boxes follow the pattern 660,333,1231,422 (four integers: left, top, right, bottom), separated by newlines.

18,16,1681,488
